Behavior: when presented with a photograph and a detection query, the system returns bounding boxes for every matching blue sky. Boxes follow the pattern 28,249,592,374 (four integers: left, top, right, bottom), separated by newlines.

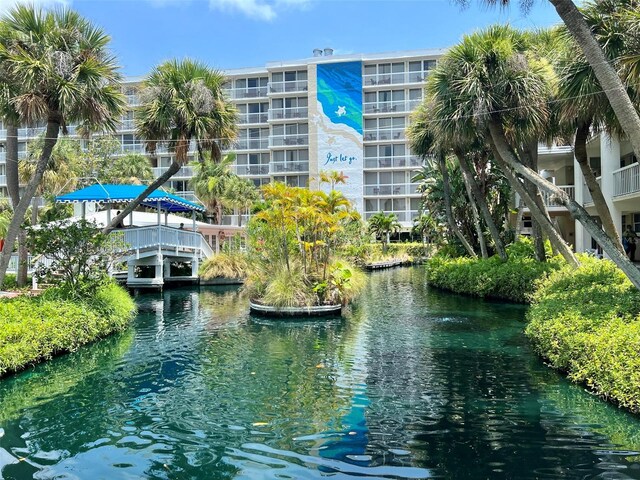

6,0,562,77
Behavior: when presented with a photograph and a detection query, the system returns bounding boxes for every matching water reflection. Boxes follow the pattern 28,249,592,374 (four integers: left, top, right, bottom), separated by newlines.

0,269,639,479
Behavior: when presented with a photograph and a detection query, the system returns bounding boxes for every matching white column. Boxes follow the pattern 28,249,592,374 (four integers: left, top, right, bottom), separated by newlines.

192,210,196,230
573,157,587,253
600,132,622,257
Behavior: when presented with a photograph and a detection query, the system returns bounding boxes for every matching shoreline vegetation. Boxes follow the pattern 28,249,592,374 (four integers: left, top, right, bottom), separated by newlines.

0,280,136,378
425,246,640,414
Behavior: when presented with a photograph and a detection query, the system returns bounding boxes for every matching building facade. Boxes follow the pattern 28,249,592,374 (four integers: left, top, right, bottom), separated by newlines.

0,48,444,227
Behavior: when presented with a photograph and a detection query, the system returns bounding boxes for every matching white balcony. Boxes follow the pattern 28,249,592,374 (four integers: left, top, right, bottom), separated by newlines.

238,112,269,125
363,128,405,142
233,164,270,176
364,156,423,169
268,107,308,121
613,163,640,197
363,100,421,115
269,161,309,174
516,185,576,208
121,143,146,154
125,94,139,106
269,134,308,147
119,119,136,130
152,166,194,178
269,80,308,94
234,138,269,150
227,87,269,99
364,183,421,196
363,71,431,87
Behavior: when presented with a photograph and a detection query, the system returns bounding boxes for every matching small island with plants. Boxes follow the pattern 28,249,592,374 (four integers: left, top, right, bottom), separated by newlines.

244,182,365,317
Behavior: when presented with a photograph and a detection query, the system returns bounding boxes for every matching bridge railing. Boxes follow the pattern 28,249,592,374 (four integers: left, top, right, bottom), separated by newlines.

110,226,211,258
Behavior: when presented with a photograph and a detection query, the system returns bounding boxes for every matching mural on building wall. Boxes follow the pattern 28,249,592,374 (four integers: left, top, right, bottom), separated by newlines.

313,61,364,213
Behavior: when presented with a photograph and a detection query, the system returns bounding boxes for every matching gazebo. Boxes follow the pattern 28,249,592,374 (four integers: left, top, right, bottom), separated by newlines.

56,184,212,288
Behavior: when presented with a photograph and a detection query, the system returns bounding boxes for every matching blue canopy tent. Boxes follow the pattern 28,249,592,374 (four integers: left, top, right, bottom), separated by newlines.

56,184,205,228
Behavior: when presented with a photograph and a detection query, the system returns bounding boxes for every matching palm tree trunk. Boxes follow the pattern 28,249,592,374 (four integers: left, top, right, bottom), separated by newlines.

515,196,525,241
550,0,640,159
461,163,488,258
0,119,60,288
488,119,640,290
520,143,547,262
456,151,507,260
575,120,624,253
438,154,477,258
102,161,181,234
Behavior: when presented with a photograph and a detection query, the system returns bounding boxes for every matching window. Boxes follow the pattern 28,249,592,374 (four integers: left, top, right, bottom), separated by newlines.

364,64,376,76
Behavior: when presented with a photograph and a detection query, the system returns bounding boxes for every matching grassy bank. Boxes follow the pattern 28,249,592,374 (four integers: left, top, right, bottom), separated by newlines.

526,256,640,413
425,252,560,303
0,281,136,377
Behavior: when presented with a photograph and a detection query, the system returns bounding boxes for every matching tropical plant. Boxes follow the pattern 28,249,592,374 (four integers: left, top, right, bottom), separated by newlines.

105,58,238,232
367,212,401,254
319,170,348,190
103,153,154,184
223,175,259,226
190,153,235,223
199,251,249,280
0,5,125,288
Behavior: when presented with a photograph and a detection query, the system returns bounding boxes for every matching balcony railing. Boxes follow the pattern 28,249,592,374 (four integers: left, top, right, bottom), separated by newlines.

0,151,29,162
516,185,576,208
234,138,269,150
364,156,423,169
363,128,405,142
613,163,640,197
363,100,421,114
583,177,601,204
269,161,309,174
152,166,194,178
125,94,139,106
269,80,308,94
268,107,308,121
238,112,269,124
233,164,270,176
119,119,136,130
269,134,308,147
363,71,432,86
226,87,269,99
364,183,421,196
121,143,146,154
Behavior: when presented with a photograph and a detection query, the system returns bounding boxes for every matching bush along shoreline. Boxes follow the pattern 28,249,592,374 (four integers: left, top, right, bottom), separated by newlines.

424,243,640,414
0,280,136,377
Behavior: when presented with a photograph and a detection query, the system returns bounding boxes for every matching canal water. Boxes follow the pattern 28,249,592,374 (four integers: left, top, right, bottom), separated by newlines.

1,267,640,479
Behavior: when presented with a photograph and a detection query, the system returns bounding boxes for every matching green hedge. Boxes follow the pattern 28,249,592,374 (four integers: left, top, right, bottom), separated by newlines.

0,281,136,377
425,255,560,303
526,256,640,413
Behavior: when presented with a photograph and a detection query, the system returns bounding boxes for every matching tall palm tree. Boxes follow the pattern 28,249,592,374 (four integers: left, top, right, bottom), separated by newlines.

104,58,238,233
0,5,125,288
191,153,236,224
433,24,640,288
223,176,259,226
367,212,401,254
471,0,640,159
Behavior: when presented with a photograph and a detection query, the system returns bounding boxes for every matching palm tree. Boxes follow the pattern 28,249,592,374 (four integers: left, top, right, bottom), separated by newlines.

0,5,125,287
105,153,154,184
367,212,401,254
190,153,236,223
319,170,348,191
223,176,259,226
104,58,238,233
471,0,640,160
433,24,640,288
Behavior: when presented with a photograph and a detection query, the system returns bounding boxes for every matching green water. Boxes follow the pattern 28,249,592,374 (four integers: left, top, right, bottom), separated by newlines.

1,267,640,479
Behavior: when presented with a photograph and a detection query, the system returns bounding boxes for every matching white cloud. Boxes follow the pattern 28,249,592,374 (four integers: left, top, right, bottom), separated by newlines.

0,0,70,14
208,0,310,21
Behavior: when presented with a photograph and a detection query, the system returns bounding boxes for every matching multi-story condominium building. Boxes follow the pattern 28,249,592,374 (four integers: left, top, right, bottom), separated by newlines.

0,48,444,227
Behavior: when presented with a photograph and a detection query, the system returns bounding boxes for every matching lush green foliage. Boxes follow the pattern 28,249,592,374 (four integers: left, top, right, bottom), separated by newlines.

526,256,640,412
341,242,432,266
425,243,561,302
246,182,365,306
0,280,136,377
28,219,121,295
199,251,249,280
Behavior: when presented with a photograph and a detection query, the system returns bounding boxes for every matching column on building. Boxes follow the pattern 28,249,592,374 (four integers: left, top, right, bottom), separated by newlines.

600,133,623,258
573,157,587,253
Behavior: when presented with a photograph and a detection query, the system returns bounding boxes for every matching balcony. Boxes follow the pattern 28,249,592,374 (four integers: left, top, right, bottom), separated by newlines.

613,163,640,197
363,100,421,115
234,138,269,150
121,143,146,154
226,87,269,99
364,183,421,196
363,128,405,142
233,164,270,176
125,94,139,106
269,134,308,147
516,185,576,208
152,166,194,178
119,119,136,130
364,156,423,169
269,80,308,94
268,107,308,121
238,112,269,125
0,151,29,162
18,126,47,137
363,71,431,87
269,161,309,174
583,177,601,205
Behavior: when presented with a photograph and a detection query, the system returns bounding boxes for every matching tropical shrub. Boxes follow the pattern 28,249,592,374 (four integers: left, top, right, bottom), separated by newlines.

526,256,640,413
199,251,249,280
0,280,136,377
